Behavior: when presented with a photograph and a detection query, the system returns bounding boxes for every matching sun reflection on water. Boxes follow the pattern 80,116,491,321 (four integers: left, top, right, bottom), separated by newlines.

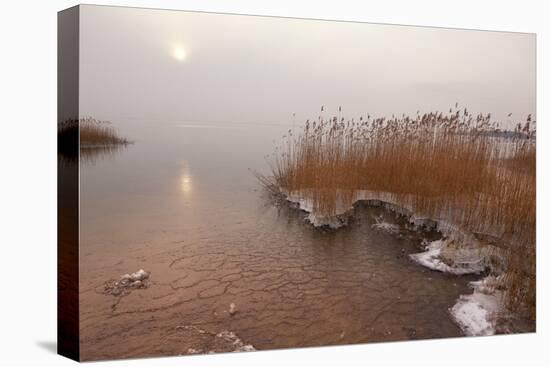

180,169,192,194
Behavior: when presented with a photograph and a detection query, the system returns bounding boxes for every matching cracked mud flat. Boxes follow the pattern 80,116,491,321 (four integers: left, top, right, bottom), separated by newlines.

79,123,478,361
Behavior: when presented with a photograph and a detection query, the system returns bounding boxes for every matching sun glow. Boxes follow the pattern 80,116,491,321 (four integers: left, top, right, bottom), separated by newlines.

172,45,187,62
181,174,192,194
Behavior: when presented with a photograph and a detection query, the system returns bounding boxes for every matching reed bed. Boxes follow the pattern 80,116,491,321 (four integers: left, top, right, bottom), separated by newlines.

268,106,535,319
58,117,130,147
58,118,130,162
79,117,130,146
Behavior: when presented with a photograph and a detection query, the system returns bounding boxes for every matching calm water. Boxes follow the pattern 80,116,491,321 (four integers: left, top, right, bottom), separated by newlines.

78,121,476,361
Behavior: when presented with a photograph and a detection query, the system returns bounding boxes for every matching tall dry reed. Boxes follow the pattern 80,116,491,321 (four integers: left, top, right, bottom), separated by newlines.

58,118,130,163
58,117,129,147
79,117,129,146
268,106,535,319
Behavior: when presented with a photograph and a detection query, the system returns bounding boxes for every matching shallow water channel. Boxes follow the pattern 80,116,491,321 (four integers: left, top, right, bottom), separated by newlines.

77,121,477,360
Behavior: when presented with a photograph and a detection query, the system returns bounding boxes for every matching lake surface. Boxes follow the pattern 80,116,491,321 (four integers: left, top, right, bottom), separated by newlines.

78,121,476,360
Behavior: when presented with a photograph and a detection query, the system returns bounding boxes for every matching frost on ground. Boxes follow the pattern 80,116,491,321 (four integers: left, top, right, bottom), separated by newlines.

283,190,422,229
103,269,150,296
176,325,255,354
409,239,488,275
450,276,503,336
284,190,355,229
215,331,256,352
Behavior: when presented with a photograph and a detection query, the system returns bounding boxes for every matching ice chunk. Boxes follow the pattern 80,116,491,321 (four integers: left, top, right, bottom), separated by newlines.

450,276,502,336
127,269,149,281
409,239,486,275
103,269,150,296
216,330,256,352
372,217,400,234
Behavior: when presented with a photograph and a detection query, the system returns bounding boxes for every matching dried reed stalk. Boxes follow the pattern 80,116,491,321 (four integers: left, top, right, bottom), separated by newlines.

269,107,535,318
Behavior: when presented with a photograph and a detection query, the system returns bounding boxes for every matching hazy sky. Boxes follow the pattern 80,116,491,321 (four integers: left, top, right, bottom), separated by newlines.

80,5,535,127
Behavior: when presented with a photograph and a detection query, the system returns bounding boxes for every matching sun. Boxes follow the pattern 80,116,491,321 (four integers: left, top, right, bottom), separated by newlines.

172,45,187,62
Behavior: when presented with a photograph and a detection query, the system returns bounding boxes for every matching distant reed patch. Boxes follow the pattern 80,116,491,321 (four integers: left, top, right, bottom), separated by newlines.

264,106,535,320
58,117,131,162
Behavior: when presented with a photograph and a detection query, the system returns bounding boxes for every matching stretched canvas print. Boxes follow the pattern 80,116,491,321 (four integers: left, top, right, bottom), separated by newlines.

58,4,536,362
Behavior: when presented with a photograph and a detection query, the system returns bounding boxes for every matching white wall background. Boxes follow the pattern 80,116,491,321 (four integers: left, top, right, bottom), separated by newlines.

0,1,547,366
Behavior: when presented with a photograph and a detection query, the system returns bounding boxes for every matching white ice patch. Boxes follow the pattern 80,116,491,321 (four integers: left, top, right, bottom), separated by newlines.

282,189,505,239
122,269,149,282
283,190,421,229
409,239,486,275
306,213,348,229
372,217,400,234
284,192,351,229
103,269,150,296
450,276,502,336
177,326,256,354
216,331,256,352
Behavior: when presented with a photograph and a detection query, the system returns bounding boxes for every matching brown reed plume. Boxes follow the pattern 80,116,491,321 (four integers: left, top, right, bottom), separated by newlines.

267,106,535,319
79,117,130,146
